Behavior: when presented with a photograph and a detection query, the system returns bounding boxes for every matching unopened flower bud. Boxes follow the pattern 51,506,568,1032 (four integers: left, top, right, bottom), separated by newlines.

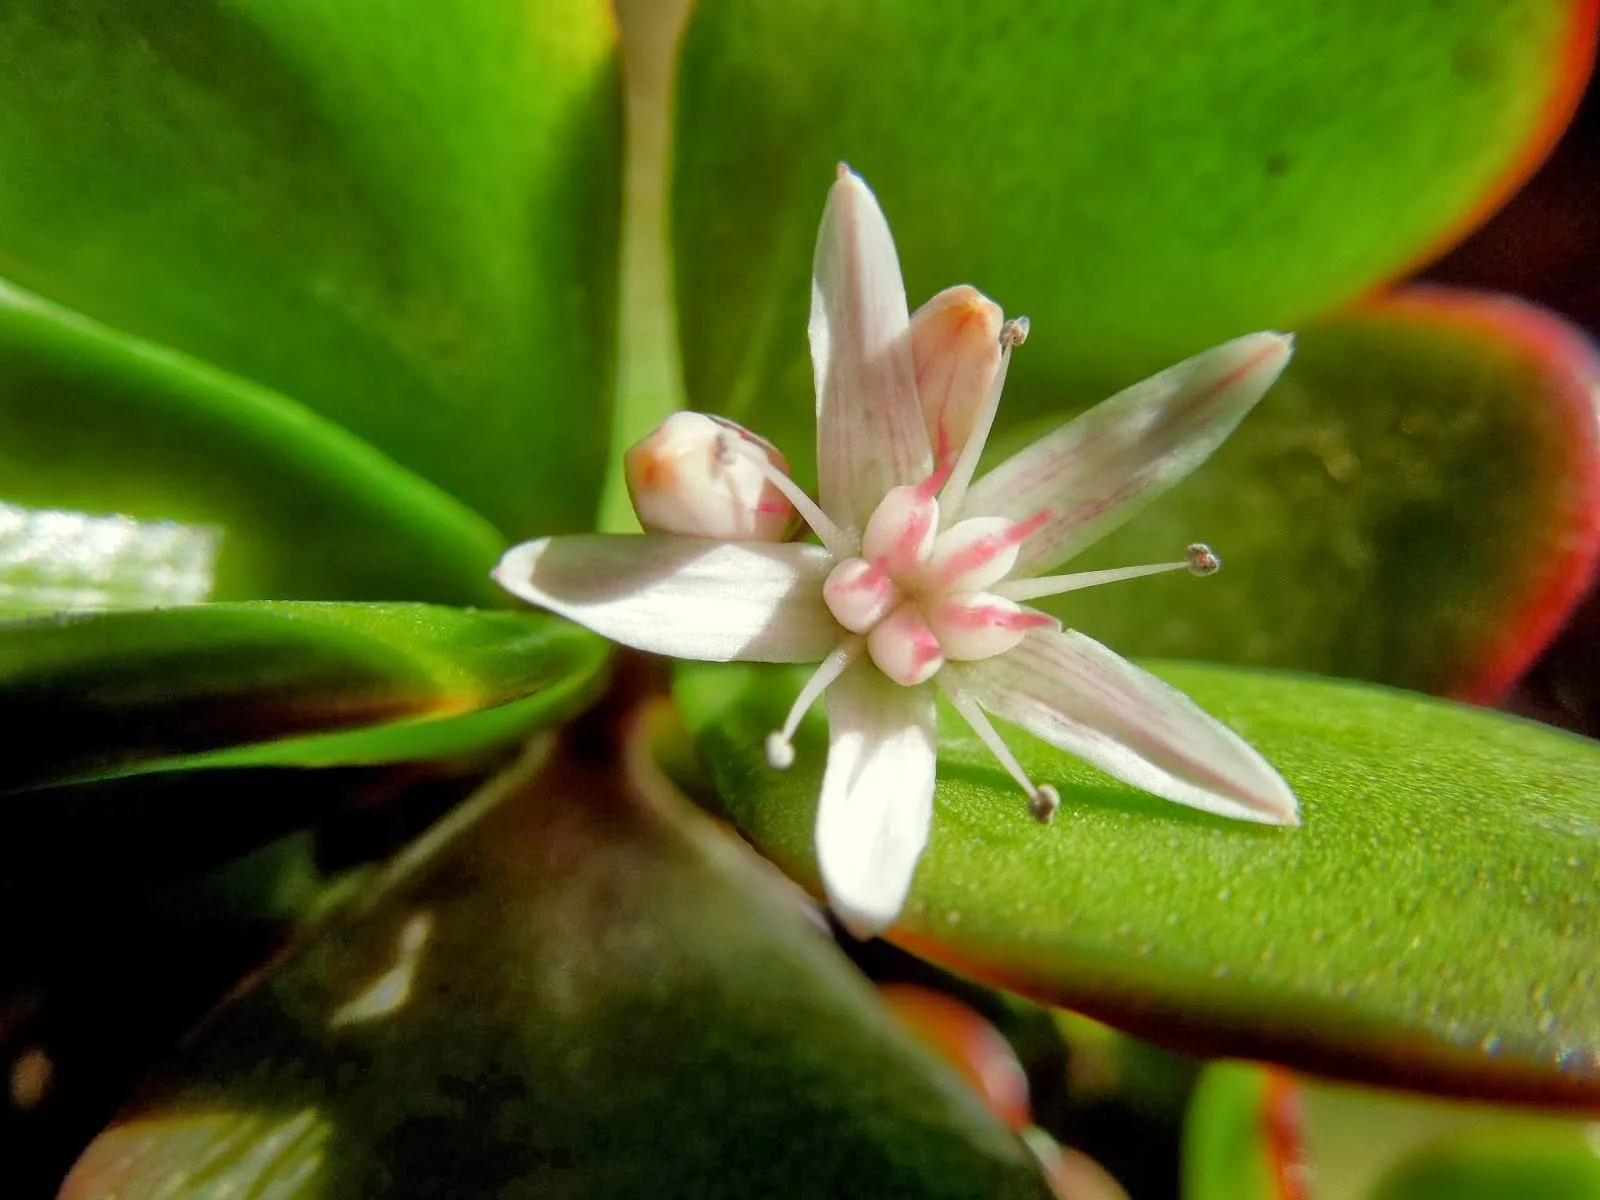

909,284,1005,463
624,412,796,541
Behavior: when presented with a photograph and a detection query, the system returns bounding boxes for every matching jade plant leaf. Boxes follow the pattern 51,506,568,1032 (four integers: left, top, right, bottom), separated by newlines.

0,0,621,539
1368,1132,1600,1200
1182,1064,1303,1200
672,0,1594,483
1302,1078,1600,1200
0,603,608,791
0,282,507,608
1026,286,1600,700
680,660,1600,1106
60,726,1053,1199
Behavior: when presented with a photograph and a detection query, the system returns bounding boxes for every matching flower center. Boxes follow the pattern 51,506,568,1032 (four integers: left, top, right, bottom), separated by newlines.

822,480,1057,686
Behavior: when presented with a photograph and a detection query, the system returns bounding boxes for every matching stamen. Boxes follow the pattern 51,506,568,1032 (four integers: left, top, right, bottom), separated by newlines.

995,545,1223,603
939,317,1026,520
721,433,855,559
940,678,1057,820
1185,543,1221,575
765,636,864,769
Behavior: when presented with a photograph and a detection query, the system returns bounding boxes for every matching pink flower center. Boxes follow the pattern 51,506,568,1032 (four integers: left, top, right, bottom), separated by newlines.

823,484,1056,686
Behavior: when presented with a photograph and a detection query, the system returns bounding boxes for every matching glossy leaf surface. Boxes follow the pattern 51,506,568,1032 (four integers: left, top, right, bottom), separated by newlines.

682,660,1600,1105
0,603,607,790
0,0,621,539
1037,288,1600,700
0,283,506,607
673,1,1595,483
61,729,1052,1199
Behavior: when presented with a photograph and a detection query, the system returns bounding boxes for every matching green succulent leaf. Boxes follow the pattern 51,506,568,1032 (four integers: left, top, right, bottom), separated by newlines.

672,0,1593,481
681,660,1600,1106
0,603,608,790
1303,1080,1600,1200
0,0,621,540
60,736,1052,1199
1026,287,1600,700
0,282,507,608
1371,1137,1600,1200
1182,1064,1299,1200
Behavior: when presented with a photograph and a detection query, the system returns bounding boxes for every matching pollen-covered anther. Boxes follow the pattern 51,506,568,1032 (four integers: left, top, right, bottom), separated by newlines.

867,606,946,686
1185,543,1221,575
823,556,900,633
1000,315,1030,348
624,411,796,541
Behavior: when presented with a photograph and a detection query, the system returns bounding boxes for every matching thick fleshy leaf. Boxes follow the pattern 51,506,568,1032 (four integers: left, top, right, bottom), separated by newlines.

1371,1138,1600,1200
0,0,620,539
810,167,932,531
493,534,838,662
1302,1078,1600,1200
1024,287,1600,700
0,603,607,790
680,659,1600,1105
0,282,505,607
61,726,1051,1199
1181,1064,1304,1200
817,662,938,937
673,3,1596,485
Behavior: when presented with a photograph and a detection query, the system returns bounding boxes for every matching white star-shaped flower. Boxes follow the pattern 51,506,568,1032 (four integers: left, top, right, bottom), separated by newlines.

495,165,1299,937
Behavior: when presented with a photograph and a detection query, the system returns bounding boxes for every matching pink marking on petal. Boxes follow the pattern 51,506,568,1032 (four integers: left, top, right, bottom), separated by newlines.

935,602,1058,632
933,511,1051,588
911,623,945,669
915,458,955,502
1010,508,1052,542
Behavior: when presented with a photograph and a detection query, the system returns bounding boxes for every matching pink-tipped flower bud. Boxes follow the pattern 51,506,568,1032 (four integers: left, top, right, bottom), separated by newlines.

909,285,1006,464
624,412,796,541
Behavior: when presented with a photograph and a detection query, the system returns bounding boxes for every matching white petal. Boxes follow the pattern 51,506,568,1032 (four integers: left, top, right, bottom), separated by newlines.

816,662,938,937
963,332,1293,575
493,535,839,663
952,629,1299,826
809,166,933,532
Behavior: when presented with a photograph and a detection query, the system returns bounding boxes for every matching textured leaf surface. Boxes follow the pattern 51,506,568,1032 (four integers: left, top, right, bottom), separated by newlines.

673,1,1595,482
1035,287,1600,700
0,0,621,539
0,283,506,607
682,660,1600,1105
0,603,607,790
60,731,1052,1199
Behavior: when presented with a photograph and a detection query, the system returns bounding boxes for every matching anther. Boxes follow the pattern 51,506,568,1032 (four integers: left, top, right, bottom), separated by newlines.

1028,784,1060,823
713,431,739,466
1001,316,1030,348
765,732,796,770
1185,543,1221,575
765,637,863,769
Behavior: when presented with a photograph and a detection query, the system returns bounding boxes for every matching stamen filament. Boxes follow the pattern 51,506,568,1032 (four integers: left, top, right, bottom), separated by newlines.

995,546,1220,602
995,560,1189,601
939,677,1059,822
721,434,856,559
766,636,864,768
938,331,1019,522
